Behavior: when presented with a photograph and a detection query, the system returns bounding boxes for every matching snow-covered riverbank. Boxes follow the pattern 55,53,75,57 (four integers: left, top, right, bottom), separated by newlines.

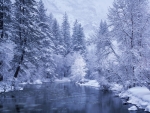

0,79,43,93
1,78,150,112
77,80,100,88
78,80,150,112
120,87,150,112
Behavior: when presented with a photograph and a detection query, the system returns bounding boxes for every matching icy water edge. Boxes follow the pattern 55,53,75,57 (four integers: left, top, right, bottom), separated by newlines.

0,83,148,113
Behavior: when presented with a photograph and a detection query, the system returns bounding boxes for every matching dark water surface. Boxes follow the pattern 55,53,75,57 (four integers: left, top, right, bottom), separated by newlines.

0,83,148,113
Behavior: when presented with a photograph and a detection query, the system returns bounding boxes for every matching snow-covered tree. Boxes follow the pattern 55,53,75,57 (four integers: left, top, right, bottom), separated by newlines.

96,20,110,72
86,44,98,79
72,20,85,54
96,20,118,75
0,0,14,82
108,0,150,87
59,13,72,78
37,0,47,22
35,0,56,81
0,0,13,39
0,0,3,38
47,13,54,32
71,53,87,82
94,20,117,85
52,19,64,55
12,0,42,82
61,13,71,56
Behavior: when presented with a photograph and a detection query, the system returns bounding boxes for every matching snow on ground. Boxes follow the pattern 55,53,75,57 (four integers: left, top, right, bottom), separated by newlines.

55,78,71,83
78,80,100,88
120,87,150,112
128,106,138,111
0,87,11,93
33,79,43,84
110,83,123,92
0,79,43,93
0,84,23,93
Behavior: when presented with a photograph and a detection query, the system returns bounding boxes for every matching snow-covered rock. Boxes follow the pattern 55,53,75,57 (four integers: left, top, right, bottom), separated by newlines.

120,87,150,112
128,106,138,111
111,83,123,92
33,80,43,84
78,80,99,88
145,105,150,112
55,78,71,83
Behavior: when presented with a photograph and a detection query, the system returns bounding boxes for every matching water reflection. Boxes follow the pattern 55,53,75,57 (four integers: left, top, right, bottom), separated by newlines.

0,83,147,113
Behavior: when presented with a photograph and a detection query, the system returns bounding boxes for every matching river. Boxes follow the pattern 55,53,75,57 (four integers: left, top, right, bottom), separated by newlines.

0,83,148,113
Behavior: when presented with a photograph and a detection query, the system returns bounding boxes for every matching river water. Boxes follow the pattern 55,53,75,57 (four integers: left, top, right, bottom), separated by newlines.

0,83,148,113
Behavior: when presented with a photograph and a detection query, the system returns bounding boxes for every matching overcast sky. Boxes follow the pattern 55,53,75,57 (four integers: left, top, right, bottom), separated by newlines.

43,0,114,20
42,0,114,36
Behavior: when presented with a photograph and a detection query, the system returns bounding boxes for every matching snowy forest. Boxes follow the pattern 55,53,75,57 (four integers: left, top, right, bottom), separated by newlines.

0,0,150,92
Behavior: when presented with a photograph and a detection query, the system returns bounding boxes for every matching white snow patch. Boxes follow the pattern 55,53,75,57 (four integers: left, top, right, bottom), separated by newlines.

33,80,43,84
78,80,100,88
120,87,150,112
0,84,23,93
145,105,150,112
19,82,28,85
55,78,71,83
111,83,123,92
0,88,11,93
128,106,138,111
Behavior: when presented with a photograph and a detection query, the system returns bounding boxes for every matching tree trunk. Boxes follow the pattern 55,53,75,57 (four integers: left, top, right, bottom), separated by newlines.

0,0,3,38
14,0,25,78
13,50,25,78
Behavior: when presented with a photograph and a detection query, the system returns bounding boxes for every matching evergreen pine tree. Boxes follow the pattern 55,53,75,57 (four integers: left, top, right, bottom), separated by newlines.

12,0,41,82
61,13,71,56
0,0,3,38
72,20,85,54
52,19,64,55
37,0,56,80
0,0,13,81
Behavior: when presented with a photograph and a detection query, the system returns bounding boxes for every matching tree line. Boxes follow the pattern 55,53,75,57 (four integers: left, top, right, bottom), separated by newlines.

0,0,150,90
0,0,86,87
89,0,150,89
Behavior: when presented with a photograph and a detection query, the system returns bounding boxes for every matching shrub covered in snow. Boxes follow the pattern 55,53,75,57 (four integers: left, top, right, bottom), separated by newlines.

97,76,110,90
70,54,87,83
